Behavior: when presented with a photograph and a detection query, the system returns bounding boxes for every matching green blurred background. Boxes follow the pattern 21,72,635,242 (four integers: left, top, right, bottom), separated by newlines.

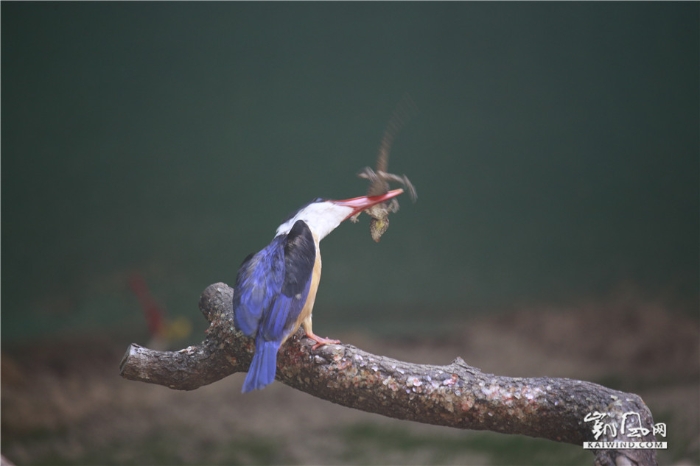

2,3,698,465
3,2,697,343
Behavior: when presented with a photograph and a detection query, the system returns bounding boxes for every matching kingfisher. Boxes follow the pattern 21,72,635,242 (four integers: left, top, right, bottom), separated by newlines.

233,188,404,393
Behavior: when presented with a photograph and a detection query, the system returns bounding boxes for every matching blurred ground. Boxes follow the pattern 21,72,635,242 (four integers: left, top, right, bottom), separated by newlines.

2,293,698,466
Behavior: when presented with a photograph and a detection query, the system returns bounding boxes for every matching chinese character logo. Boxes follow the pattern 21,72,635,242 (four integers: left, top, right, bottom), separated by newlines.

621,412,650,438
584,412,617,440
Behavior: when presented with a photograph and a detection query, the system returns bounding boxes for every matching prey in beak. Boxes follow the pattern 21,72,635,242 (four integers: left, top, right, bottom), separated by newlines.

353,95,418,241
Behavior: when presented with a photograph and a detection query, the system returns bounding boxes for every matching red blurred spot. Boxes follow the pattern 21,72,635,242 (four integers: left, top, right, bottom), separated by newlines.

128,272,166,337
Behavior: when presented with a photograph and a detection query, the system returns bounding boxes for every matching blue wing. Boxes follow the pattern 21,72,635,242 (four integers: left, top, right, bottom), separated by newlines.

232,237,285,338
233,220,317,392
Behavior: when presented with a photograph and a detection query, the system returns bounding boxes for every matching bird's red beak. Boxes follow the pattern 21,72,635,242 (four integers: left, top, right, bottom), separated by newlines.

332,188,404,219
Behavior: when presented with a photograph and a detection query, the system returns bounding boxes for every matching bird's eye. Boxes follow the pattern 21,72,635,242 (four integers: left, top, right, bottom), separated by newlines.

312,197,324,203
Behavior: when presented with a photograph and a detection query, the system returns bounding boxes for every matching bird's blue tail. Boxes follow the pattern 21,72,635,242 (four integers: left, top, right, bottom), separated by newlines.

242,338,280,393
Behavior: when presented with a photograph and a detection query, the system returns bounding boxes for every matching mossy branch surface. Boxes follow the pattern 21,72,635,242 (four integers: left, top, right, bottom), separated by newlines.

120,283,658,466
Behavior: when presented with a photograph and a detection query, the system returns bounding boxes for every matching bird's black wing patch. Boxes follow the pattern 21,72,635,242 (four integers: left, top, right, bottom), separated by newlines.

282,220,316,297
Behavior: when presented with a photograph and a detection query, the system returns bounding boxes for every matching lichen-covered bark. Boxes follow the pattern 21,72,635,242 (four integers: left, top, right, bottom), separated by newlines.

120,283,658,466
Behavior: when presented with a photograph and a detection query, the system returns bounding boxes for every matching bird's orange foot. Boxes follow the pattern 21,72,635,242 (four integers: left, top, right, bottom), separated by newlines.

305,332,341,350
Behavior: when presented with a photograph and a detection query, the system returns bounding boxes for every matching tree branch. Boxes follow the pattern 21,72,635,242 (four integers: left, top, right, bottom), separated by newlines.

120,283,658,466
